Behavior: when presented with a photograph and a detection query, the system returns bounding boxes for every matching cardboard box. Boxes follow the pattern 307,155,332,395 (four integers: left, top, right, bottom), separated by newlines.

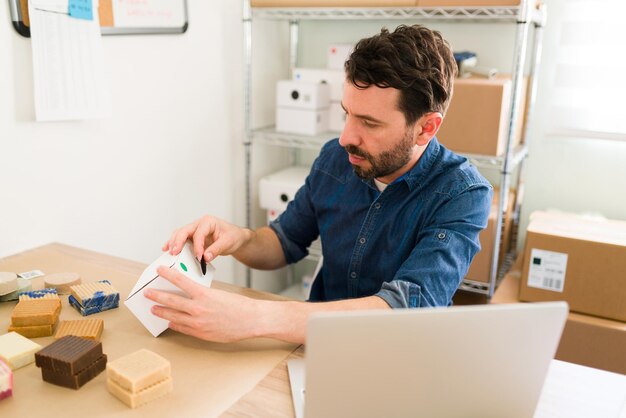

437,75,528,156
293,68,345,102
492,261,626,376
125,242,214,337
465,188,515,283
418,0,520,5
276,107,329,135
259,166,310,212
277,80,330,110
329,102,346,132
327,44,354,71
519,211,626,322
251,1,416,7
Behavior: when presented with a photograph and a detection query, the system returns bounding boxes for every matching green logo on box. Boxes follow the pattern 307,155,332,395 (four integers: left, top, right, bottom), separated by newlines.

180,262,188,272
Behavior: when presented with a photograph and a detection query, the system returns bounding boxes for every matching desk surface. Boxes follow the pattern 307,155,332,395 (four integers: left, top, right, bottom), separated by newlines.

0,243,298,418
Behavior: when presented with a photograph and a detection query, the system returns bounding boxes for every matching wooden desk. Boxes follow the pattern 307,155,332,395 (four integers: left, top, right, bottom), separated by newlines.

0,243,298,418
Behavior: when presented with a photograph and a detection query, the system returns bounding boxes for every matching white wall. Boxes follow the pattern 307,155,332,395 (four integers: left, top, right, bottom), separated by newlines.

0,1,242,284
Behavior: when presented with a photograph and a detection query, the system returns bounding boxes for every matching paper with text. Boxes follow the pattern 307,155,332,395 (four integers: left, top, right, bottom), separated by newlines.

29,0,111,121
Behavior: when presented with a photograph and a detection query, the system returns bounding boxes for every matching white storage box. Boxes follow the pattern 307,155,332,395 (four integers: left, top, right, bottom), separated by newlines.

329,102,346,132
293,68,345,102
327,43,354,70
276,80,330,110
276,107,329,135
259,166,310,213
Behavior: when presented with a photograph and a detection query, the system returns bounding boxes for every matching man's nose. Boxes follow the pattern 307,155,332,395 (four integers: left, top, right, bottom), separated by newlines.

339,116,360,148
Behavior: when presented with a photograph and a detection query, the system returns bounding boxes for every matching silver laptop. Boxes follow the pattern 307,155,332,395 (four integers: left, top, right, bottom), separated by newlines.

288,302,568,418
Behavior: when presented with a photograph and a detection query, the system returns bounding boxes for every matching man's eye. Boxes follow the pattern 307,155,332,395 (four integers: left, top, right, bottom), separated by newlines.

362,119,377,128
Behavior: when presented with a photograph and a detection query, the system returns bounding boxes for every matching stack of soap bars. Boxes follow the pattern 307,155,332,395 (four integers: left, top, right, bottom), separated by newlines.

69,280,120,316
0,358,12,401
35,335,107,389
107,349,173,408
9,289,61,337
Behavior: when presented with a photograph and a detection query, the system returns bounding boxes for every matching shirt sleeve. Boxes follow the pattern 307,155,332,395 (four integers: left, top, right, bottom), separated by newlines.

375,183,493,309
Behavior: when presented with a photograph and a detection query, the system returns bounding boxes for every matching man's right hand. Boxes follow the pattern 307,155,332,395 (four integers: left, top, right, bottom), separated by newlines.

162,216,252,263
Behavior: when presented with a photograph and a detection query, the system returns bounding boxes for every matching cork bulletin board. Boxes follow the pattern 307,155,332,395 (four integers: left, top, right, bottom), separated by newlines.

9,0,188,37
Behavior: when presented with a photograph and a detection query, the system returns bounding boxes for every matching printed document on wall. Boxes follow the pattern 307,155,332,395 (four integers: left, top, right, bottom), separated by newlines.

29,0,111,121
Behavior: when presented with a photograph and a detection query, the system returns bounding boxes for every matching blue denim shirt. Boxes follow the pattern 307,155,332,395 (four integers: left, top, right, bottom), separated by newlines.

269,137,493,308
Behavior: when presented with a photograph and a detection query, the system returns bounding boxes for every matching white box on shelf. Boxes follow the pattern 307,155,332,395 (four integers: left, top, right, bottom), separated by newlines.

259,166,310,213
329,102,346,132
276,107,329,136
327,43,354,70
293,68,345,102
277,80,330,110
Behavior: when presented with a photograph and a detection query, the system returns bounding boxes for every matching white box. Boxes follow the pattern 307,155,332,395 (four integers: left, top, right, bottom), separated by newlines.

276,107,329,136
329,102,346,132
327,43,354,70
293,68,345,102
125,241,215,337
259,166,310,213
276,80,330,110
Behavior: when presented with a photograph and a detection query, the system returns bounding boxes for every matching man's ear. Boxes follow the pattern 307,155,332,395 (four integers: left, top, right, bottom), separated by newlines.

414,112,443,146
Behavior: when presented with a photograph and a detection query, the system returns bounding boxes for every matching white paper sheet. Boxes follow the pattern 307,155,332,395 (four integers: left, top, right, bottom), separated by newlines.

29,0,111,121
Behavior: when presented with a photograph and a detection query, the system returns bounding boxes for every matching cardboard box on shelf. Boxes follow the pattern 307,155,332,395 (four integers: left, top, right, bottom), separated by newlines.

492,259,626,376
259,166,310,213
465,188,515,283
293,68,345,102
276,107,330,135
251,1,416,7
519,211,626,322
277,80,330,110
436,75,528,156
418,0,520,6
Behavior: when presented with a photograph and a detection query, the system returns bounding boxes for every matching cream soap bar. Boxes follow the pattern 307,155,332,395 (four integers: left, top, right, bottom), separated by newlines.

107,376,173,409
0,272,18,296
0,358,12,400
0,332,42,370
106,349,170,392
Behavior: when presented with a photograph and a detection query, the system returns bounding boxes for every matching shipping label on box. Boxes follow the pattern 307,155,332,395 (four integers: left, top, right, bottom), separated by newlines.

125,241,215,337
527,249,567,292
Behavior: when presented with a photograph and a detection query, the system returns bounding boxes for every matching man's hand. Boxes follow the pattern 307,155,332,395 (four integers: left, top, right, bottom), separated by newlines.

163,216,252,263
144,266,262,343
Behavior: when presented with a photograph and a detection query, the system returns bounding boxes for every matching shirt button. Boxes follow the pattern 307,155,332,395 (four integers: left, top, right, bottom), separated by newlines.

350,272,357,278
374,203,381,209
438,232,446,240
359,237,366,244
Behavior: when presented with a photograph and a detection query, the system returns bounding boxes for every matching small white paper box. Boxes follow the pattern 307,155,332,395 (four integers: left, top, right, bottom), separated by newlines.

125,241,215,337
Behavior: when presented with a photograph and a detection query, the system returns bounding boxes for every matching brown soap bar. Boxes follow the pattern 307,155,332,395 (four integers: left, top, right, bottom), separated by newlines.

11,299,61,326
35,336,102,375
8,324,54,338
42,354,107,390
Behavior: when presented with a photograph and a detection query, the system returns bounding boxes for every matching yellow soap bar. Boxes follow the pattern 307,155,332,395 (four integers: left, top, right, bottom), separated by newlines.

8,324,54,338
0,332,42,370
106,349,170,393
11,299,61,326
107,376,173,409
54,319,104,341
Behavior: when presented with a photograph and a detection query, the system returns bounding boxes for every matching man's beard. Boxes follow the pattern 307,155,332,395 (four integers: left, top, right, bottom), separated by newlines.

344,128,415,180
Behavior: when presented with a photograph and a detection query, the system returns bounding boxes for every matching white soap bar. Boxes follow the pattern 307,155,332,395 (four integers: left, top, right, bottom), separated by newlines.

0,332,42,370
0,272,18,296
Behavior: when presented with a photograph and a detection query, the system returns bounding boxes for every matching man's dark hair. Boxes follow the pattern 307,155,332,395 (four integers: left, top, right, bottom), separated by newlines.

345,24,457,125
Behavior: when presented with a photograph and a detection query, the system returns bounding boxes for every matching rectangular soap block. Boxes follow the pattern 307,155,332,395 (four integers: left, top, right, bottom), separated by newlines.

11,299,61,326
0,358,13,400
68,294,119,316
0,332,42,370
55,319,104,341
107,376,173,409
35,335,102,375
106,349,170,393
70,280,119,309
8,323,54,338
18,288,59,301
41,354,107,390
0,278,31,302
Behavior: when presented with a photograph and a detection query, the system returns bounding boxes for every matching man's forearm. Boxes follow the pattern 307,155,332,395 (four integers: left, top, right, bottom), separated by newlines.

254,296,391,344
232,226,287,270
